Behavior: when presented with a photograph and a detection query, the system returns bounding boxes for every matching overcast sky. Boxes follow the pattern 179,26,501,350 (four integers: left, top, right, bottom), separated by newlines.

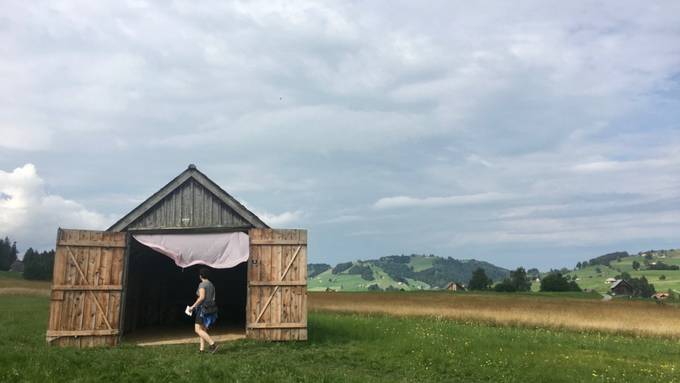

1,1,679,270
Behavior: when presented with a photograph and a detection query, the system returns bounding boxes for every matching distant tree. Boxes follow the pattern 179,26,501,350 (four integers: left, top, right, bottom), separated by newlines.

644,253,653,260
632,260,640,270
527,268,540,277
23,248,55,281
595,267,602,274
308,263,331,278
367,284,382,291
647,262,679,271
0,237,19,271
629,276,655,298
659,275,666,280
468,268,492,290
576,262,582,270
540,272,581,292
510,267,531,292
332,262,353,274
347,264,374,281
493,279,517,292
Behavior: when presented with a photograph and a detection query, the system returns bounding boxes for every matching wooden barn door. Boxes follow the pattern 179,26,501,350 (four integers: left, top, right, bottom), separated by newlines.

246,229,307,341
46,229,128,347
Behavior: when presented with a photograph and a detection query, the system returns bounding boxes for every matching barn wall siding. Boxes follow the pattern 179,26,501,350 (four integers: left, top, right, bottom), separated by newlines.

126,179,250,230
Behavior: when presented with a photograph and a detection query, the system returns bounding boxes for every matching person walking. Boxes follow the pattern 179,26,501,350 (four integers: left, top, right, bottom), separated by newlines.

189,267,219,354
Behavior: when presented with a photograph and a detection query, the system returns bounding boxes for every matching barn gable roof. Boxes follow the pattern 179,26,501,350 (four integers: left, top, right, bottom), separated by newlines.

107,165,268,231
610,279,632,290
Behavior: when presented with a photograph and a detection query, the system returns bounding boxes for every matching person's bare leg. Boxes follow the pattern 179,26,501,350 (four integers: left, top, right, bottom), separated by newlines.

195,324,207,351
195,324,215,346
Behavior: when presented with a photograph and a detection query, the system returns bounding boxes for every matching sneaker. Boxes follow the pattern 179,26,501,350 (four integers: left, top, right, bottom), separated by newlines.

209,343,219,354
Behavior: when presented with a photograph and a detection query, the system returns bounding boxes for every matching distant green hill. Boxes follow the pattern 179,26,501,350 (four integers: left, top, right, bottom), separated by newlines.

564,249,680,293
308,254,509,292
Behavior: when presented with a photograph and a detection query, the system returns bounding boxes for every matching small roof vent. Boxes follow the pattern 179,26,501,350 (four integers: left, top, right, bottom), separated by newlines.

188,164,197,170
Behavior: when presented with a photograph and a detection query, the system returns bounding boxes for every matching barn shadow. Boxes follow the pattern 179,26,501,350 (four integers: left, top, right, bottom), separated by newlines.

121,238,247,345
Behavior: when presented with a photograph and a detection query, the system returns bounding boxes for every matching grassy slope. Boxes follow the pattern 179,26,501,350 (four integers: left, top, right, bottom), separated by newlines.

567,250,680,293
408,255,435,271
308,263,429,292
2,295,680,382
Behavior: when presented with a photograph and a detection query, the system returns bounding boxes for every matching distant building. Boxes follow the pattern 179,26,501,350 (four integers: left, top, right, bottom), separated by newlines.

610,279,634,296
10,260,23,273
653,292,670,301
446,282,466,292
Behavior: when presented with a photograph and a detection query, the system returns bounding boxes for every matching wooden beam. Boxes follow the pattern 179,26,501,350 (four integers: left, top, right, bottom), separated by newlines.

280,245,302,280
247,322,307,329
46,329,119,337
250,239,307,245
249,281,306,286
128,226,252,235
52,285,123,291
57,239,126,248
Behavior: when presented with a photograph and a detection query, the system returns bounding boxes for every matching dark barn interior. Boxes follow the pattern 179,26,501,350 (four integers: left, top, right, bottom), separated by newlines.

122,237,247,336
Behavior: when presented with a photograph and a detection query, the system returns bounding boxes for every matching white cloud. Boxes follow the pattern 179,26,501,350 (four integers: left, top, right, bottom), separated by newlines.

1,1,679,268
373,192,511,210
0,164,112,251
255,210,303,227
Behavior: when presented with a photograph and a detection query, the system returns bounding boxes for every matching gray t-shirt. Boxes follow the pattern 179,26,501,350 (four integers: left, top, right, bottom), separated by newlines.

196,280,216,307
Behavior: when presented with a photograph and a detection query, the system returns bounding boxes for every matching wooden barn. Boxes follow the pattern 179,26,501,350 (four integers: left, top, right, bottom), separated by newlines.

610,279,633,296
446,282,465,292
46,165,307,347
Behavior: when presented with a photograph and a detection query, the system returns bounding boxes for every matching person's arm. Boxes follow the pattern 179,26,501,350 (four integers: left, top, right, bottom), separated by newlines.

190,288,206,311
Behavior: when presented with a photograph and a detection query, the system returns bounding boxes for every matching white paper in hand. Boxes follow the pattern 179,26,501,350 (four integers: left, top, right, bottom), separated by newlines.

185,306,192,316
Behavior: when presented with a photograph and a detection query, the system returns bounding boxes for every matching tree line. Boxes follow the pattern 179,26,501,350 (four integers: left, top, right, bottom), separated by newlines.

468,267,581,293
0,236,54,281
0,237,18,271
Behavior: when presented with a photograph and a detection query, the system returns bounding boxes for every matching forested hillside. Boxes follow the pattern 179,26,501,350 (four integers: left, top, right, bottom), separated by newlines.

308,254,509,291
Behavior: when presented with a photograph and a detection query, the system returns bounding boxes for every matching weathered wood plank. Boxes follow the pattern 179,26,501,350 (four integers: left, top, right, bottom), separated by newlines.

248,281,307,286
47,329,119,337
250,239,308,245
52,285,123,291
247,322,307,329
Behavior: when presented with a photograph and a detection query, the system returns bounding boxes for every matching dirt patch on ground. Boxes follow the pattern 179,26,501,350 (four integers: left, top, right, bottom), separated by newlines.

124,325,245,347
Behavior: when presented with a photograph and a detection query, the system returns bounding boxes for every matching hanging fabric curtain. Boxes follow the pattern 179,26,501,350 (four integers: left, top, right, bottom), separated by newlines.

133,232,249,269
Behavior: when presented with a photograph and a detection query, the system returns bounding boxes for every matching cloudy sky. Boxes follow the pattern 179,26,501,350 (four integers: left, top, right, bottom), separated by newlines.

1,1,679,269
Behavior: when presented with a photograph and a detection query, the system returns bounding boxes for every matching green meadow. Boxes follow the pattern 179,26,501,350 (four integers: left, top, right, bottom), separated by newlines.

566,250,680,293
2,292,680,382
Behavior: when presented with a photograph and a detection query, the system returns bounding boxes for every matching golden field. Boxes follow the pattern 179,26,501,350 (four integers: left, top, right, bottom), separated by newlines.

309,291,680,338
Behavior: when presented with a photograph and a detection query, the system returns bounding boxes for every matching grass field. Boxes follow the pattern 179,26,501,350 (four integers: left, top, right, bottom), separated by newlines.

3,273,680,381
310,291,680,338
2,294,680,382
0,271,50,296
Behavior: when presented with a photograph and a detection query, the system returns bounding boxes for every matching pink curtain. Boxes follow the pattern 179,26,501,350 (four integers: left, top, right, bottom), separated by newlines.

133,232,249,269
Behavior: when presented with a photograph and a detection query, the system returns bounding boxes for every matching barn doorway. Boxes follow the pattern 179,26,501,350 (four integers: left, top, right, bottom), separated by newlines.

121,237,247,345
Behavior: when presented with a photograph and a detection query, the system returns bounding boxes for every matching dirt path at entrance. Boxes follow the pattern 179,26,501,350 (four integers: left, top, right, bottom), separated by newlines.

124,326,246,346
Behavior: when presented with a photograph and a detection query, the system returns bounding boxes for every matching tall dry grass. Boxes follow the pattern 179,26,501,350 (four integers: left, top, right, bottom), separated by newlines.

309,292,680,338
